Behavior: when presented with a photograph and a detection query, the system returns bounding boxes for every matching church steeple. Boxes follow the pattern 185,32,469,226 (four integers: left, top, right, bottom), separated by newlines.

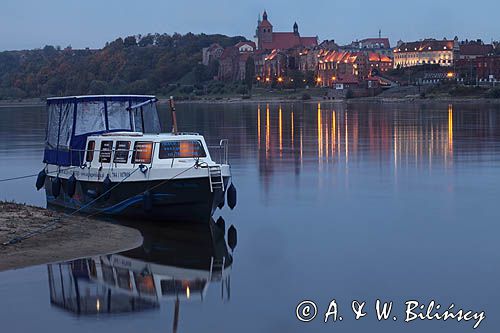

293,22,299,35
256,10,273,50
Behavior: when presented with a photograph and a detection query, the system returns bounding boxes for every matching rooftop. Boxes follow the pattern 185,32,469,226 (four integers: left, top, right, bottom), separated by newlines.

260,33,317,50
395,39,455,53
459,43,494,56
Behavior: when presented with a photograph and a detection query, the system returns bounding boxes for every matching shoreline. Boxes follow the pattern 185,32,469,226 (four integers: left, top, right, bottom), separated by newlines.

168,96,500,105
0,202,143,272
1,96,500,107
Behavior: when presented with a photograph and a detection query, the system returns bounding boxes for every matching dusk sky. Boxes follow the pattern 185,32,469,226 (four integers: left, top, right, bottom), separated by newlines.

1,0,499,50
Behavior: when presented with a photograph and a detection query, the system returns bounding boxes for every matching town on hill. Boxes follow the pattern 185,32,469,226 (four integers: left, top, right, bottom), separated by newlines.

1,10,500,101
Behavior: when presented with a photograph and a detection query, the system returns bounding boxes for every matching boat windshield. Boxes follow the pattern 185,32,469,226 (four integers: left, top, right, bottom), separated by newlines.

44,95,161,166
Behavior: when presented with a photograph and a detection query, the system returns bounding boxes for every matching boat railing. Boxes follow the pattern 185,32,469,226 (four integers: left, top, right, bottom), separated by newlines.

207,139,229,165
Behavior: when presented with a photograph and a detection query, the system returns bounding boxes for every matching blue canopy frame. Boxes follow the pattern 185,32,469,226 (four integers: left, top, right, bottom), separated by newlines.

44,95,161,166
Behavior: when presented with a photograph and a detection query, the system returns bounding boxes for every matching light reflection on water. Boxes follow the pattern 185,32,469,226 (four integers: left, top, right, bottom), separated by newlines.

1,101,500,332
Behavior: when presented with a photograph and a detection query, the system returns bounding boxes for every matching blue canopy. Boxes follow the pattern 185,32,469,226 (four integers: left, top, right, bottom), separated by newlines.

44,95,161,166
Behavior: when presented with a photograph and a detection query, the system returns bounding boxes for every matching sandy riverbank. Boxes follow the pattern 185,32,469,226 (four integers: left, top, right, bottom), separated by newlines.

0,202,143,272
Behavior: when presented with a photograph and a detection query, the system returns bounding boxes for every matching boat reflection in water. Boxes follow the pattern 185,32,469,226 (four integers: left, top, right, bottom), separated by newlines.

46,218,235,330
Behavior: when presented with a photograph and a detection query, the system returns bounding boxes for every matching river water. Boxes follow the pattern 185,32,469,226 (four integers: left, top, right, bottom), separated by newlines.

1,101,500,332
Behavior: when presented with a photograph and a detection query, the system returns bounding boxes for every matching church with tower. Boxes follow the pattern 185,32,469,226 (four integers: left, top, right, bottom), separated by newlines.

254,11,318,51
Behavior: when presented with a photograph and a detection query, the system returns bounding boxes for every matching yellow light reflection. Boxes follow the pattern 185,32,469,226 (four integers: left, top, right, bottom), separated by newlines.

317,103,322,160
186,286,191,299
96,299,101,312
266,104,270,156
332,111,336,156
279,105,283,155
325,113,329,160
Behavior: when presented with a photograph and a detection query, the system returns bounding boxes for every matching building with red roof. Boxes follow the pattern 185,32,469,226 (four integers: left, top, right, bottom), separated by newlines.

202,43,224,66
459,40,494,60
368,52,393,73
218,46,254,81
316,50,370,87
234,41,256,53
254,11,318,51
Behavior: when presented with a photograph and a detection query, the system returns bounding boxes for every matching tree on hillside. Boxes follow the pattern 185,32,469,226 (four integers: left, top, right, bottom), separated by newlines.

138,34,155,47
0,33,250,99
245,57,255,95
123,36,137,47
207,60,220,80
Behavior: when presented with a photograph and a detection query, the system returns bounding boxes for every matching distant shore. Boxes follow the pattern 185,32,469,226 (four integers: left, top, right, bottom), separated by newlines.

1,95,500,107
0,202,143,272
167,96,500,105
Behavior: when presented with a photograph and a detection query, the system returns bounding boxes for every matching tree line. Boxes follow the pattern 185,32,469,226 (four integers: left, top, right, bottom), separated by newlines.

0,33,247,99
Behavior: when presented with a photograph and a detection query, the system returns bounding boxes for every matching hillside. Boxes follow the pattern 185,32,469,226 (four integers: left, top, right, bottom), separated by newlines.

0,33,247,99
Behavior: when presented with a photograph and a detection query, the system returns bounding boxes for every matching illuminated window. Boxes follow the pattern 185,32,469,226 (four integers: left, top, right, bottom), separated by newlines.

132,141,153,164
134,273,156,295
159,140,206,159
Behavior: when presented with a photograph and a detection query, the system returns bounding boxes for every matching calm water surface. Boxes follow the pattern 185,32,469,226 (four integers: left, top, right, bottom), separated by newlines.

1,101,500,332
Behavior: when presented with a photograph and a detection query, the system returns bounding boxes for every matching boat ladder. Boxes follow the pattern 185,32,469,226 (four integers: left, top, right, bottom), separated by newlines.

209,256,226,280
208,165,224,192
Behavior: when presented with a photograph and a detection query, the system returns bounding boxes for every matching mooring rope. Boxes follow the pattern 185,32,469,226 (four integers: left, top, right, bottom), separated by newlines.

2,167,141,246
2,162,202,246
0,166,80,183
2,219,62,246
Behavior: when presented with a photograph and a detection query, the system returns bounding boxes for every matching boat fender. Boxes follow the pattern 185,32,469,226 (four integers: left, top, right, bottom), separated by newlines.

218,191,225,209
216,216,226,232
227,183,237,210
102,175,112,201
228,225,237,251
66,174,77,198
35,169,47,190
143,190,153,212
139,164,148,174
51,177,61,198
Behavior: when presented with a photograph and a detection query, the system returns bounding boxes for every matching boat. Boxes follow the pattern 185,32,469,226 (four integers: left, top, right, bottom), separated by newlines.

47,219,235,319
38,95,236,222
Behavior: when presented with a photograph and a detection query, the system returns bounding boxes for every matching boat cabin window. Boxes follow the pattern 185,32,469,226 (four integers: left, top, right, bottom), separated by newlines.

46,103,74,149
115,268,132,290
99,141,113,163
75,101,107,136
113,141,131,164
158,140,206,159
132,141,153,164
86,141,95,162
101,262,116,286
107,101,132,131
161,280,205,296
134,273,156,295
